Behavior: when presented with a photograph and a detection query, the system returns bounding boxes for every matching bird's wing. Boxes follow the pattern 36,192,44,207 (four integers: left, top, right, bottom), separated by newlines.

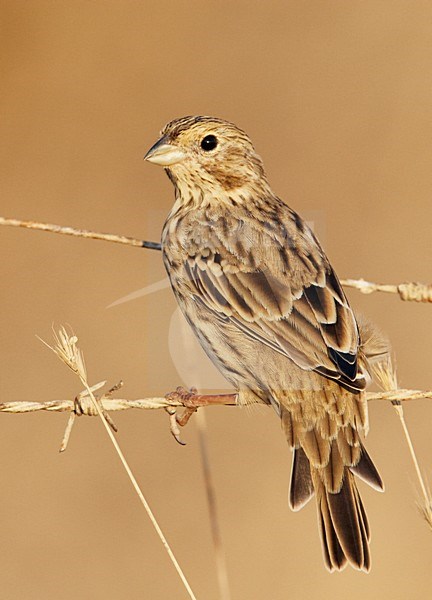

184,207,364,392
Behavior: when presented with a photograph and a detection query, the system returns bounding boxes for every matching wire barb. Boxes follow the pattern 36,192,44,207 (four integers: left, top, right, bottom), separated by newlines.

60,380,121,452
38,327,198,600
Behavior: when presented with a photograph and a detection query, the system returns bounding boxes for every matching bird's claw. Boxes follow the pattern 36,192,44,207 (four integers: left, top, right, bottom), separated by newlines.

165,387,199,445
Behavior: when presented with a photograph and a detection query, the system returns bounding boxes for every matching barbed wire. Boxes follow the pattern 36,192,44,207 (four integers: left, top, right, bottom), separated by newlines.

340,278,432,303
1,212,432,594
0,386,430,418
1,216,431,303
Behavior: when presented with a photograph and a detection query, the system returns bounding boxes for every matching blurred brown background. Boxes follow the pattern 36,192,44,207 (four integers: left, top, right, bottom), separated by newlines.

1,1,432,598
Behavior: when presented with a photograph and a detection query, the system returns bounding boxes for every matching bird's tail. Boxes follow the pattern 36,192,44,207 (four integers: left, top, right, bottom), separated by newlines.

288,438,383,572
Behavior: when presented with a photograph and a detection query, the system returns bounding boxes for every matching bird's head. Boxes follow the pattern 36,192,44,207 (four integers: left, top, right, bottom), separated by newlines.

144,116,269,199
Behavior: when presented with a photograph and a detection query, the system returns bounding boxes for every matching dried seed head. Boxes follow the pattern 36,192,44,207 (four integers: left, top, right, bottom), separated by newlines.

38,325,87,380
370,355,398,392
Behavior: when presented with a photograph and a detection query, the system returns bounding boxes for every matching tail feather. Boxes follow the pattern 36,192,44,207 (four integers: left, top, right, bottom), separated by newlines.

320,470,370,571
323,442,345,493
355,484,371,542
349,444,384,492
317,487,348,571
289,437,382,572
289,447,314,511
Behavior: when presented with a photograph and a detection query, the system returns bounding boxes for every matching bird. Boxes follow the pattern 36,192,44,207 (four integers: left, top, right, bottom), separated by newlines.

144,115,386,572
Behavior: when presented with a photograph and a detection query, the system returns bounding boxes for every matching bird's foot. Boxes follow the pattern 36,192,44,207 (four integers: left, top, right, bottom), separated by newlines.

164,386,198,445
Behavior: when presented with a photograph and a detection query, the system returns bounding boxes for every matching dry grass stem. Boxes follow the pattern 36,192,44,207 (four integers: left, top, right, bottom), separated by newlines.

418,482,432,530
371,357,432,531
1,215,431,302
196,410,231,600
39,326,198,600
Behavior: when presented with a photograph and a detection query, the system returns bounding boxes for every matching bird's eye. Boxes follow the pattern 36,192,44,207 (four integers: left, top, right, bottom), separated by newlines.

200,134,218,151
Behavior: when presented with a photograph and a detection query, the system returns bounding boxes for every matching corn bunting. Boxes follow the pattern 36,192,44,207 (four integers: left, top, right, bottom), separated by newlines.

145,116,386,572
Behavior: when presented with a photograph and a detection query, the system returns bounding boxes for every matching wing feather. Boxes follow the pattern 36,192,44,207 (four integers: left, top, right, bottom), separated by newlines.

181,207,363,390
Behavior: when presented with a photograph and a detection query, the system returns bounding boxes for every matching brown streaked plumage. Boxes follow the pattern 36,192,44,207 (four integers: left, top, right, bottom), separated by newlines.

145,115,387,572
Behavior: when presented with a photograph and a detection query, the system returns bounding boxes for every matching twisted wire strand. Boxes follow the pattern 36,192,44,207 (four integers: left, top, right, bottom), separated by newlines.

0,388,430,416
1,216,431,303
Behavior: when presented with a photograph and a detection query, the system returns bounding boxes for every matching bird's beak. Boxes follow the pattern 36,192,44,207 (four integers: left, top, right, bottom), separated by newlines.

144,137,186,166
